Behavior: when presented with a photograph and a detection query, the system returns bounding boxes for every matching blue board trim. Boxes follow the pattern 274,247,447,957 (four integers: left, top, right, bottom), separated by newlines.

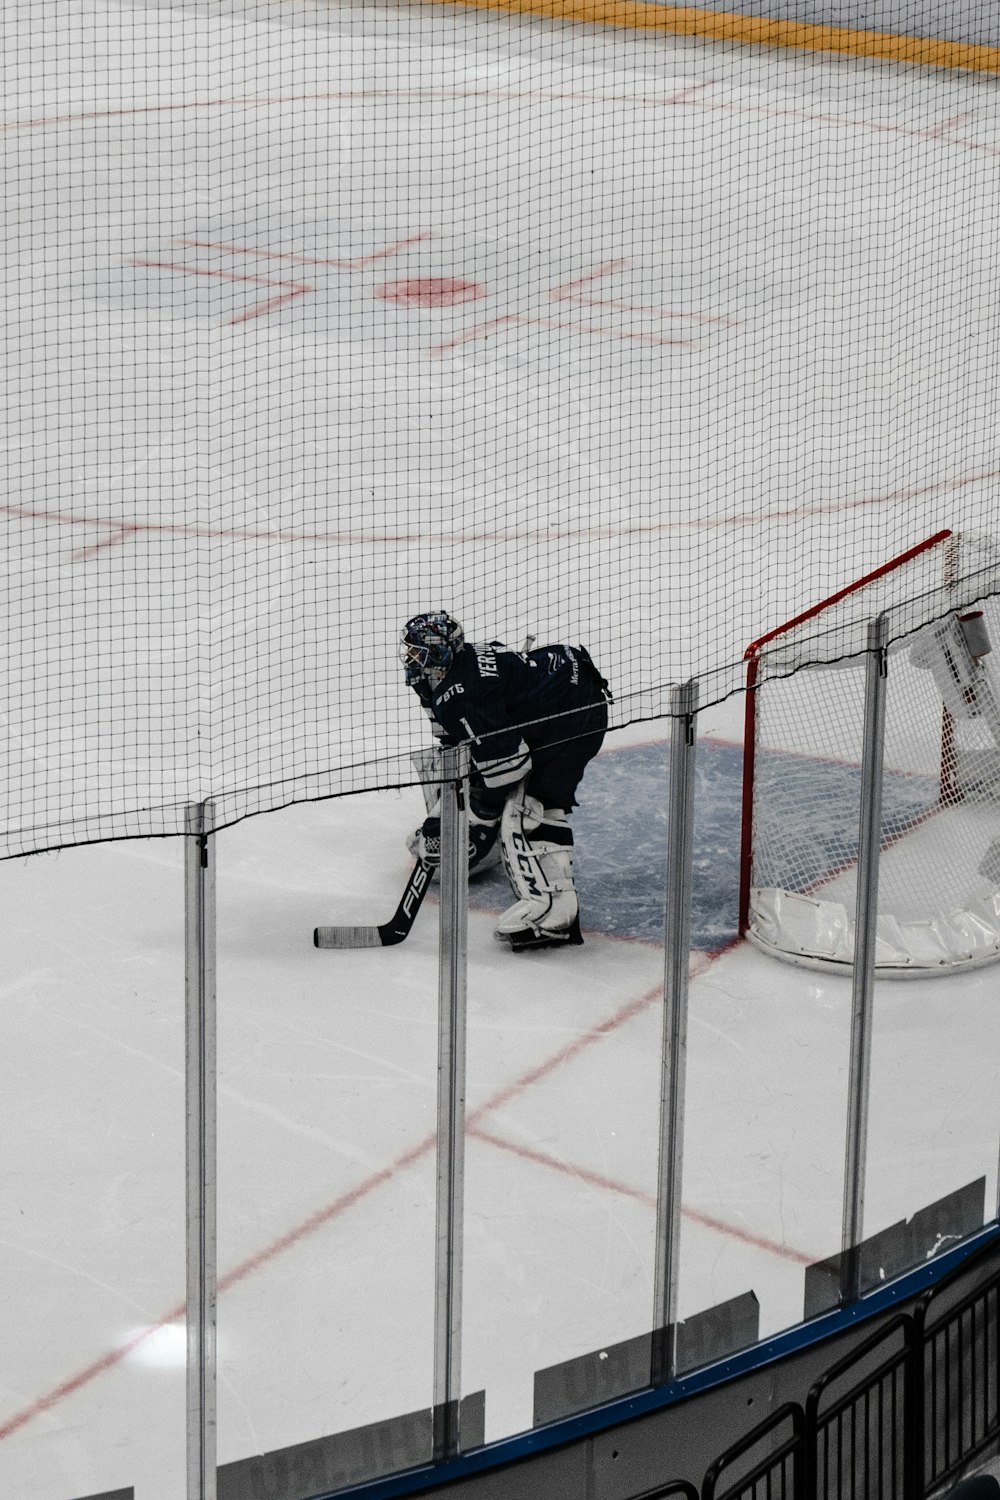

314,1220,1000,1500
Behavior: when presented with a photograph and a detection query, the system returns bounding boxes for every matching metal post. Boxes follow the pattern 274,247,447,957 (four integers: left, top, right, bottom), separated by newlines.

841,617,888,1304
432,743,470,1459
652,680,699,1385
185,802,217,1500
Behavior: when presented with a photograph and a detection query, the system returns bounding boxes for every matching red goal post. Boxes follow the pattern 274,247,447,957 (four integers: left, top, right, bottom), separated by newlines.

738,529,1000,975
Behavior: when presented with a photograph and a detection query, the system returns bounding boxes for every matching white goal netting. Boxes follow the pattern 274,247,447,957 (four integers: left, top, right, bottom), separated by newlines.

744,531,1000,974
4,3,1000,857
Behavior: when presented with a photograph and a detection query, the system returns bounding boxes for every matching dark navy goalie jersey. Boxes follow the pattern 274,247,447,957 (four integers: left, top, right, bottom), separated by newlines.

426,641,609,795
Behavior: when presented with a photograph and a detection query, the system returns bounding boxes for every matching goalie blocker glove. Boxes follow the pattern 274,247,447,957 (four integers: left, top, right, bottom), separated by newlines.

407,808,502,877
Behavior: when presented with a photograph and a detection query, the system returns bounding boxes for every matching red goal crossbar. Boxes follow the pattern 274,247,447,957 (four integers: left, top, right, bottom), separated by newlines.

737,528,954,936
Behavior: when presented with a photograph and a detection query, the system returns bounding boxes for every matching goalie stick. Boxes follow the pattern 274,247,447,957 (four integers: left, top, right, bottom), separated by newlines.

313,859,434,949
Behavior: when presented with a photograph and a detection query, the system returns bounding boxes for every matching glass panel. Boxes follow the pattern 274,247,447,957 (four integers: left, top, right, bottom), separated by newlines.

215,796,438,1495
0,838,186,1500
861,963,1000,1286
856,620,1000,1278
460,730,669,1442
683,709,847,1343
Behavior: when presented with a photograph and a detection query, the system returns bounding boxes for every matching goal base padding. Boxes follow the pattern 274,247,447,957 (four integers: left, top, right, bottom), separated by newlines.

747,885,1000,978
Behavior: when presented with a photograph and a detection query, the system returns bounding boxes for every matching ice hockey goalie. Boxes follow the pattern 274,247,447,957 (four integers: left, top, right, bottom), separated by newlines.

399,612,611,950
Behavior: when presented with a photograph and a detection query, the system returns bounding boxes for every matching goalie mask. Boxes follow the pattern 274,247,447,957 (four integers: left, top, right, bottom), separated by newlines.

399,612,465,693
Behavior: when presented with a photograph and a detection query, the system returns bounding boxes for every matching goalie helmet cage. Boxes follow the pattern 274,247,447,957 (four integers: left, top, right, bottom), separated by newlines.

739,528,1000,976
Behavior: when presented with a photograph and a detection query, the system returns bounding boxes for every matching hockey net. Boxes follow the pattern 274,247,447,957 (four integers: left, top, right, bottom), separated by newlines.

740,529,1000,975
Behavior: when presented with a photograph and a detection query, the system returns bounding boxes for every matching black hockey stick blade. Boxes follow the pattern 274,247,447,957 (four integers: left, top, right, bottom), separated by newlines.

314,859,434,949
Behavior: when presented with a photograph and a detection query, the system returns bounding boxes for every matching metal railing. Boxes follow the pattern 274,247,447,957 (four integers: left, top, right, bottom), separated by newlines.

698,1243,1000,1500
806,1314,914,1500
918,1262,1000,1489
702,1403,806,1500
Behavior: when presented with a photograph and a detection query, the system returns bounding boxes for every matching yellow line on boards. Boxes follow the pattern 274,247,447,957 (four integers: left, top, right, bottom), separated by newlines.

420,0,1000,75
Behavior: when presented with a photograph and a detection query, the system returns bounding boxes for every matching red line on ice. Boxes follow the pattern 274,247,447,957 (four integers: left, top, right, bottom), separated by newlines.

175,232,431,271
468,1127,816,1266
7,465,1000,565
0,1313,187,1442
4,88,997,165
547,259,631,296
430,312,700,354
0,955,810,1442
547,259,741,326
130,257,312,324
70,522,143,562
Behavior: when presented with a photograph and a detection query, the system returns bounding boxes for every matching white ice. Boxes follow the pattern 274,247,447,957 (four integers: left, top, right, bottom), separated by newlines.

2,1,1000,1496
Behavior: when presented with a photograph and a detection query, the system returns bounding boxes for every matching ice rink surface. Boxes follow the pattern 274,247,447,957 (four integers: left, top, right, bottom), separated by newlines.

3,0,1000,1496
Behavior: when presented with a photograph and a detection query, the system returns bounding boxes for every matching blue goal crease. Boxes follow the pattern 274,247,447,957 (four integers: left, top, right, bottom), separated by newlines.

470,741,941,951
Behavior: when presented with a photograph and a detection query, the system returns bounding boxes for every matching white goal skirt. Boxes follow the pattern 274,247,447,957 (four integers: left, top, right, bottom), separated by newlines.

740,530,1000,976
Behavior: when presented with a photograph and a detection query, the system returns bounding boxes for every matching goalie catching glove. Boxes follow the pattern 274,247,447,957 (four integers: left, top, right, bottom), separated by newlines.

407,807,502,877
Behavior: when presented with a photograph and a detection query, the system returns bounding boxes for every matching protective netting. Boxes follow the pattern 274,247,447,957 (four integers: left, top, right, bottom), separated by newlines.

4,2,1000,856
745,530,1000,972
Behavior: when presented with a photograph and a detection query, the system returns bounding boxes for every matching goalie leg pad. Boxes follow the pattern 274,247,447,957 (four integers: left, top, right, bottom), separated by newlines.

497,794,582,945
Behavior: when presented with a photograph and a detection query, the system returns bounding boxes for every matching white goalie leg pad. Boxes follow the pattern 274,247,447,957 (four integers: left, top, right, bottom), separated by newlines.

497,792,579,938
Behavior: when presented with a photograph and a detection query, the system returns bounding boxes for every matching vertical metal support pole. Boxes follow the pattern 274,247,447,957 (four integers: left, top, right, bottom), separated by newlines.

841,617,888,1305
738,651,761,937
433,743,470,1459
652,680,698,1385
185,802,217,1500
